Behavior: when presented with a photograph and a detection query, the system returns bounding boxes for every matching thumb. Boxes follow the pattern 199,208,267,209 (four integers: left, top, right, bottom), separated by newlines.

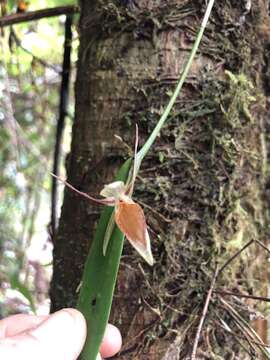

0,309,86,360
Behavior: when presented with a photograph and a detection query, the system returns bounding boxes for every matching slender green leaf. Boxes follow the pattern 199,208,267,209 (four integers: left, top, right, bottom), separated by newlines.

136,0,216,172
77,158,132,360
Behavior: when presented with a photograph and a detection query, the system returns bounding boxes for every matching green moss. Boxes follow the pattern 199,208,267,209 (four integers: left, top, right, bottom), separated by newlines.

123,47,268,360
82,1,270,358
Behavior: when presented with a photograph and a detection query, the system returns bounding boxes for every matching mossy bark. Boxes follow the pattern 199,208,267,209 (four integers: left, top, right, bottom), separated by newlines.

50,0,270,358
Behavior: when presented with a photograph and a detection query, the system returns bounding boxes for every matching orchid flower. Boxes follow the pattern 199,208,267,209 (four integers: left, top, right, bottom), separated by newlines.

51,125,154,266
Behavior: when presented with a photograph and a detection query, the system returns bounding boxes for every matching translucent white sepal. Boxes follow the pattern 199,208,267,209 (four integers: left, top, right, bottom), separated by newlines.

128,228,154,266
100,181,125,200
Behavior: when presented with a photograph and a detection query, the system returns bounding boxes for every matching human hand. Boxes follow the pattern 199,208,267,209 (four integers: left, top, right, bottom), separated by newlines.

0,308,122,359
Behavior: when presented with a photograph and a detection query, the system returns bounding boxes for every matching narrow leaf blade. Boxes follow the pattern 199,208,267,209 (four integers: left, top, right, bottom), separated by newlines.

77,158,132,360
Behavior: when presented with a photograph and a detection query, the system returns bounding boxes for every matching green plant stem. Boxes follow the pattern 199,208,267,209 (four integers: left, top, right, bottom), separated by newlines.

136,0,216,171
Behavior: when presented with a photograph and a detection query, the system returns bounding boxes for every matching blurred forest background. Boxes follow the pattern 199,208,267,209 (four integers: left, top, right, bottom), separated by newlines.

0,0,78,316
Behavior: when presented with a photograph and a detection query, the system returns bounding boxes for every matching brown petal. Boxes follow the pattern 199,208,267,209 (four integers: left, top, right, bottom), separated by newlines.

115,202,154,266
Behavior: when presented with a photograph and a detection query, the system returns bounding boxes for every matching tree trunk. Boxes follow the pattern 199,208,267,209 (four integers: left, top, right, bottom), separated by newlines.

50,0,270,358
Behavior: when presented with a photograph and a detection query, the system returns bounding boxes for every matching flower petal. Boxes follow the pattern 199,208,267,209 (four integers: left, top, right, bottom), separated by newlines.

115,202,154,266
100,181,125,200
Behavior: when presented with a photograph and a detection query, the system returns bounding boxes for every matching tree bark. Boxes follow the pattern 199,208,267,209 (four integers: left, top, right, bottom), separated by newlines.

50,0,270,358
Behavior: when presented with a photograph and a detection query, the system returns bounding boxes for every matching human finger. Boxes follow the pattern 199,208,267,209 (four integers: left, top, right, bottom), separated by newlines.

0,314,48,339
99,323,122,358
0,308,86,360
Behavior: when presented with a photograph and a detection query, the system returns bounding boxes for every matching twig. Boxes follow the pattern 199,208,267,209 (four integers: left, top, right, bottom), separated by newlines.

0,5,79,27
255,239,270,255
219,296,270,346
218,239,254,274
216,319,269,349
51,15,73,238
119,321,157,355
191,267,219,360
50,173,114,205
219,298,270,356
214,289,270,302
0,38,20,163
137,199,172,223
217,320,256,358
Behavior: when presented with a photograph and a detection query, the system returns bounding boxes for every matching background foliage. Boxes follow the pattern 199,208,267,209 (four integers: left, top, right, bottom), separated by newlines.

0,0,77,316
